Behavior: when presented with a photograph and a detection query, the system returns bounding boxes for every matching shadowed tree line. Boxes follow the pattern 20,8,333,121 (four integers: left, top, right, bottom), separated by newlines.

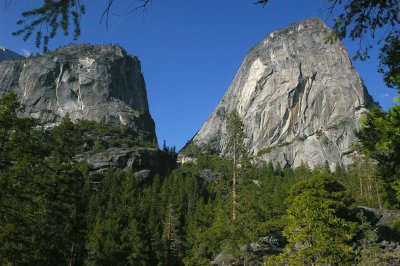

1,92,399,264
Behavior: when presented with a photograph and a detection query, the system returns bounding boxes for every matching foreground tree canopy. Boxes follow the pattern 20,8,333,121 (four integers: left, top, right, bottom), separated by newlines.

8,0,398,55
278,174,358,265
357,105,400,207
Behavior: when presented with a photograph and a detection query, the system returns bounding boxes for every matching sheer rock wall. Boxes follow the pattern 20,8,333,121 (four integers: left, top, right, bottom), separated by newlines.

192,18,373,169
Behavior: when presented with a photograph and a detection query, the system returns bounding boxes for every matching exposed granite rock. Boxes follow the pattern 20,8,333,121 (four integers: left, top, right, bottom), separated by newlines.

199,169,220,183
211,253,235,266
192,18,373,169
211,232,287,266
243,233,286,255
0,44,155,141
75,147,174,178
355,207,400,265
177,153,197,165
357,206,400,245
75,147,132,172
0,47,22,61
133,169,152,180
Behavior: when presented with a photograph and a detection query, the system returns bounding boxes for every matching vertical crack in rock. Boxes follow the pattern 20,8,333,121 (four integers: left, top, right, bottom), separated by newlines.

301,71,317,129
256,69,273,92
55,63,64,112
0,44,157,143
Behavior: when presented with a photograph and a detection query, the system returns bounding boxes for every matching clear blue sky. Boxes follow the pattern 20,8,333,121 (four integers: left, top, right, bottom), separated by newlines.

0,0,397,150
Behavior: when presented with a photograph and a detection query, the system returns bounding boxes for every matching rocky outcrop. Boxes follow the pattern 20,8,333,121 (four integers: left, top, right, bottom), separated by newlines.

212,208,400,266
211,232,287,266
0,48,22,61
357,206,400,246
192,18,373,169
0,44,155,141
199,169,220,183
76,147,175,178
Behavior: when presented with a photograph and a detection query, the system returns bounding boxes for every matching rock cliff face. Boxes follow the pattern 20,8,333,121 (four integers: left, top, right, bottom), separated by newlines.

76,147,174,178
192,18,373,169
0,44,155,141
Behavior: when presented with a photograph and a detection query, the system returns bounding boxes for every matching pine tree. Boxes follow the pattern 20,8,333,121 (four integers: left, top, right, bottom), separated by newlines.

162,203,181,265
0,94,89,265
357,105,400,207
280,174,358,265
226,111,246,222
0,93,45,264
163,139,168,152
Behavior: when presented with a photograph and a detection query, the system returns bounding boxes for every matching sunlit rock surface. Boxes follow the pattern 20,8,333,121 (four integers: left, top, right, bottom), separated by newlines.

0,44,155,141
192,18,373,169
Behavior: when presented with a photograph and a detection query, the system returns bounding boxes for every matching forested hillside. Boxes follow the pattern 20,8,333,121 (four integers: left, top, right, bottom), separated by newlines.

0,92,399,265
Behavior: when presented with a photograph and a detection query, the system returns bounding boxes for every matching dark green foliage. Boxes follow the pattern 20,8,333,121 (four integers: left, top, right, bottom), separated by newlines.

74,119,157,151
357,105,400,207
10,0,153,51
13,0,85,52
0,92,398,264
0,93,161,265
162,204,182,265
0,95,89,264
276,173,358,265
357,212,400,265
324,1,400,103
226,111,247,222
379,35,400,96
339,158,382,208
86,169,150,265
329,0,400,60
288,172,355,215
180,156,299,264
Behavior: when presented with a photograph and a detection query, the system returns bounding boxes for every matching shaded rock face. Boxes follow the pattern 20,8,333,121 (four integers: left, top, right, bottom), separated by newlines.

357,206,400,246
192,18,373,169
0,44,155,141
212,232,287,266
0,48,22,61
76,147,174,178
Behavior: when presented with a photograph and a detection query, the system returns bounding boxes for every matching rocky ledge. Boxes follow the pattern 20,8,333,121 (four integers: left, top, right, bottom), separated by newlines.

75,147,175,178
